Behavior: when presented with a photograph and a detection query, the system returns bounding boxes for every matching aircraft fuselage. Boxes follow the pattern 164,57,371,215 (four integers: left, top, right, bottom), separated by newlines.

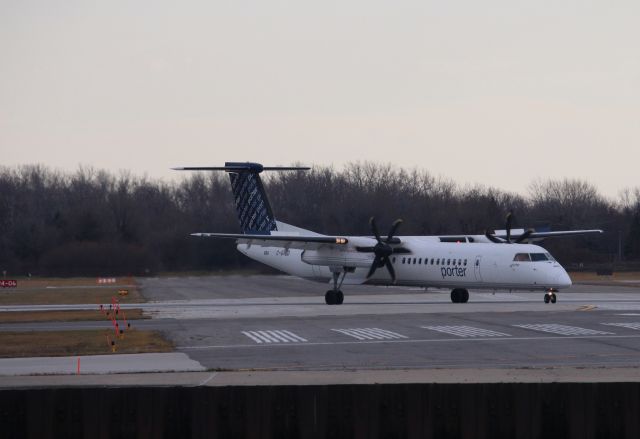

239,240,571,292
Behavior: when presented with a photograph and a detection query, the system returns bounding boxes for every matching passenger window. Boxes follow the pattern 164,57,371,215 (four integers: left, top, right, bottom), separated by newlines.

475,259,479,266
413,258,417,264
419,258,422,264
436,258,440,265
447,259,451,265
430,258,434,265
513,253,531,262
464,259,467,266
458,259,462,265
402,257,405,264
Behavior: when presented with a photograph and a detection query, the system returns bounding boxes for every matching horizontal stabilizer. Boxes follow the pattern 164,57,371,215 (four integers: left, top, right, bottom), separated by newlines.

172,162,310,173
192,232,349,245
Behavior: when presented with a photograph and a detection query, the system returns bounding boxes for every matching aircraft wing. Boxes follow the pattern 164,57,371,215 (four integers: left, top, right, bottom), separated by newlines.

191,233,350,250
495,229,604,240
525,229,603,239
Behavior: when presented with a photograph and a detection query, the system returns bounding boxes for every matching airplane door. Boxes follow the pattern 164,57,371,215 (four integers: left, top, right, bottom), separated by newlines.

474,256,483,282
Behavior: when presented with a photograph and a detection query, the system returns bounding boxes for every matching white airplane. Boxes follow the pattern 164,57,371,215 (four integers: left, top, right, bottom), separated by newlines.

173,162,603,305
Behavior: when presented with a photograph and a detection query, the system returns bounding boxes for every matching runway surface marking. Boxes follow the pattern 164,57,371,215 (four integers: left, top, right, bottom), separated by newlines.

178,334,640,350
514,323,614,336
331,328,408,340
420,325,511,338
241,330,308,344
602,322,640,331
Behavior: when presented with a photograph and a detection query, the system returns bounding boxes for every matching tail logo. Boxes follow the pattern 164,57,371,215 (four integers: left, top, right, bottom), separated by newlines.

229,172,277,234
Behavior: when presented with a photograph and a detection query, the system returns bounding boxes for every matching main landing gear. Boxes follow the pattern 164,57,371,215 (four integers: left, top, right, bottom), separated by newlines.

544,289,558,304
325,270,346,305
450,288,469,303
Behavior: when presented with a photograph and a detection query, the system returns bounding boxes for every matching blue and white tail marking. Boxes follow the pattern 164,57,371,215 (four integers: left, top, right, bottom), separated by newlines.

227,164,277,235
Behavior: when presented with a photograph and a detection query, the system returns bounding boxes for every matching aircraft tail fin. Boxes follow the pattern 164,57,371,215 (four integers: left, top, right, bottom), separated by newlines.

172,162,309,235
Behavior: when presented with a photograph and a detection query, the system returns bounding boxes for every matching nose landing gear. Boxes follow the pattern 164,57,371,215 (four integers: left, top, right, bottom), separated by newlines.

544,289,558,304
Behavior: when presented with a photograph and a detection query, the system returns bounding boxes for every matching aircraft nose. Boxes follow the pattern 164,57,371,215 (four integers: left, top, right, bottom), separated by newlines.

554,269,572,289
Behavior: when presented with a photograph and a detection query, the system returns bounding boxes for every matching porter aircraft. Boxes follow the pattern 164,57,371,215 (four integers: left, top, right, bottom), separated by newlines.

173,163,602,305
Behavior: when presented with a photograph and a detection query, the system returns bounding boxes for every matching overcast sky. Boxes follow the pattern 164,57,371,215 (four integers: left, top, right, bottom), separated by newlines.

1,1,638,198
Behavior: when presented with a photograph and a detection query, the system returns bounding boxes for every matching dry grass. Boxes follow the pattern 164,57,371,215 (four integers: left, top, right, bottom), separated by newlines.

0,308,147,323
0,329,173,358
0,286,145,305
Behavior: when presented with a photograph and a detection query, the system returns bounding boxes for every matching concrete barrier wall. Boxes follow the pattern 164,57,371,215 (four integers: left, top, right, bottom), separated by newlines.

2,382,640,438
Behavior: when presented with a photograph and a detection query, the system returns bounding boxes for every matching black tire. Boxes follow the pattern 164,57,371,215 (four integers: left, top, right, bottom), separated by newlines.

325,290,336,305
551,293,557,304
544,294,550,304
336,291,344,305
461,289,469,303
450,289,460,303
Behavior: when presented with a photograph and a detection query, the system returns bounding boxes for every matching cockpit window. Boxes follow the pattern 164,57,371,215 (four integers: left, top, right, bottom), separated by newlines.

545,252,556,262
530,253,549,262
513,253,531,262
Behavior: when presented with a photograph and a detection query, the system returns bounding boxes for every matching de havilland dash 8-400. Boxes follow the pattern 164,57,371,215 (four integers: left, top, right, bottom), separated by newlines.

173,162,602,305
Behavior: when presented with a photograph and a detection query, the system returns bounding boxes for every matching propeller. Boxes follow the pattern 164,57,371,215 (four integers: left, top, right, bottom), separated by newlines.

364,217,403,282
505,211,513,243
485,211,535,244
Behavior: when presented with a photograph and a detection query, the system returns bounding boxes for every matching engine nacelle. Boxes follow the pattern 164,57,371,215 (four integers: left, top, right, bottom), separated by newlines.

301,249,373,268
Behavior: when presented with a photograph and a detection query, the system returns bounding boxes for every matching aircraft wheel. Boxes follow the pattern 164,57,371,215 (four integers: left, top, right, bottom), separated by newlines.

544,293,550,304
461,289,469,303
450,289,463,303
325,290,336,305
551,293,557,304
336,290,344,305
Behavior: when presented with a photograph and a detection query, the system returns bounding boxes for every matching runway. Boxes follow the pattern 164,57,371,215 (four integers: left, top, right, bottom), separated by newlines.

3,275,640,374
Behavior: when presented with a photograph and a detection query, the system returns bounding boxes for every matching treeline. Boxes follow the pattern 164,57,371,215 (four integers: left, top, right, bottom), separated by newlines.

1,164,639,276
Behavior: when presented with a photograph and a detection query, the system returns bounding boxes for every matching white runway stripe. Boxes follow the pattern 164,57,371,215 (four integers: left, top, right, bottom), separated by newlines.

421,325,510,338
514,324,614,336
242,330,308,344
332,328,408,340
602,322,640,331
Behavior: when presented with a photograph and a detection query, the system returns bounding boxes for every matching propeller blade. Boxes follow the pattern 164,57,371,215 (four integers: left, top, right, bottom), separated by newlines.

384,257,396,282
485,230,504,243
386,219,403,242
505,211,514,243
514,228,535,244
366,256,381,278
369,217,382,243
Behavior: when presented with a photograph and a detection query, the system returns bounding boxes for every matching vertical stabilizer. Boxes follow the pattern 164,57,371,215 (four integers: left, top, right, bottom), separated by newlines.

228,166,277,234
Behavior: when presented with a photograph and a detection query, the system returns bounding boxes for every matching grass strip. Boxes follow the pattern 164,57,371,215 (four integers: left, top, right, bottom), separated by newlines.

0,287,145,305
0,329,172,358
0,309,147,323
